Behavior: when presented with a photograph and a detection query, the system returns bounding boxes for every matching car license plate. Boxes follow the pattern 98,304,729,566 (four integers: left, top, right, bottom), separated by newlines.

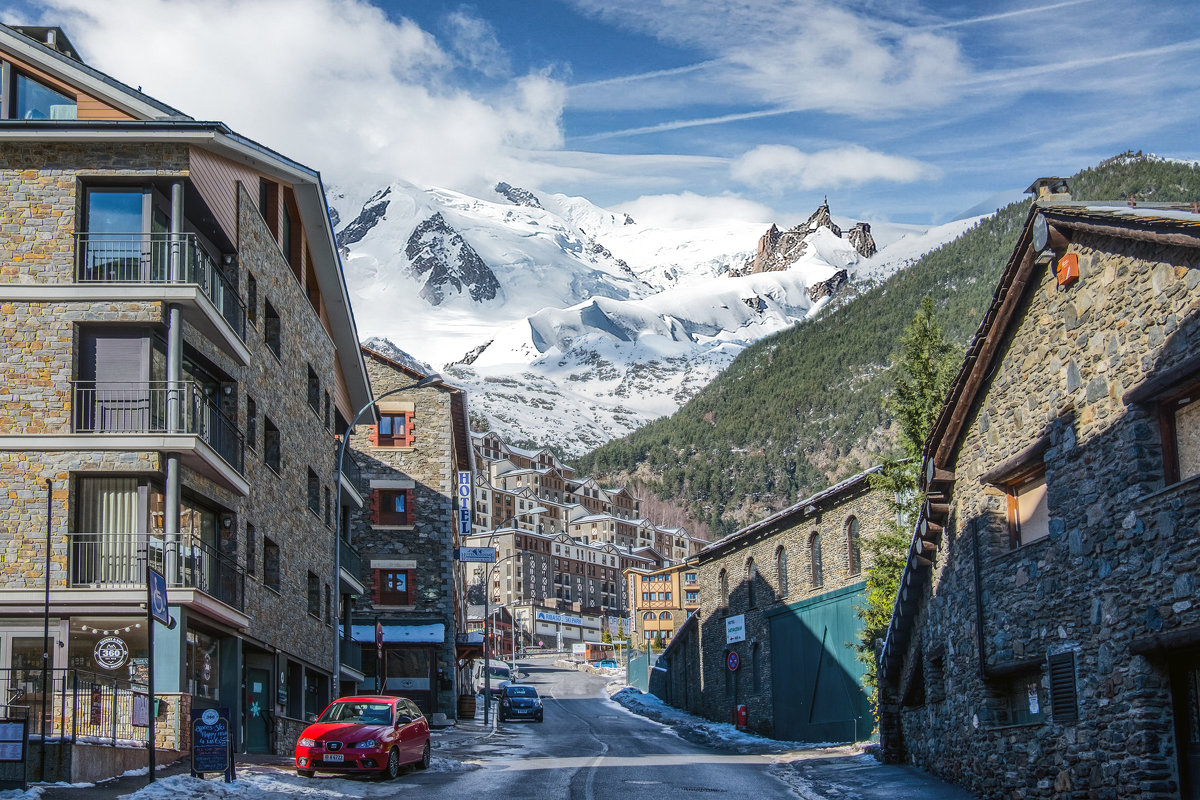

323,753,344,763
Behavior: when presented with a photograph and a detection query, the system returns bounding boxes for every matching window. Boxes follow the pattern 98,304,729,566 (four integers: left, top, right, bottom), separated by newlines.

264,537,281,591
378,569,413,605
264,301,281,360
776,546,789,598
246,273,258,327
307,571,320,617
246,523,257,575
846,517,862,576
307,365,320,413
323,487,331,528
281,195,296,267
373,489,411,526
685,591,698,602
324,391,331,429
246,396,258,450
745,558,758,607
307,468,320,516
9,69,76,119
659,611,672,620
375,412,414,447
324,584,332,624
259,178,279,236
1162,385,1200,484
643,612,656,620
718,569,729,608
810,532,824,588
995,671,1045,726
264,417,281,474
1006,470,1049,547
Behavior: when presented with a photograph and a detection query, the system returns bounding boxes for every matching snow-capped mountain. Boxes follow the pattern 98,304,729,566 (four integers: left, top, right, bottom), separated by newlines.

331,182,982,455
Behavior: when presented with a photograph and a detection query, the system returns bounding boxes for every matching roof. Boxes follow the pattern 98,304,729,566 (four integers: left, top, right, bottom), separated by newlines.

879,201,1200,683
696,465,883,561
347,623,445,644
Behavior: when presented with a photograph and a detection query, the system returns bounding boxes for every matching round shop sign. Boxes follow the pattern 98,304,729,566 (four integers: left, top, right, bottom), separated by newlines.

94,636,129,670
201,708,219,726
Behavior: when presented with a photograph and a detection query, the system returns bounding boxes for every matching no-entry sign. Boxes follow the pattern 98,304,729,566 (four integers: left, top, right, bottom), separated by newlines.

727,651,740,671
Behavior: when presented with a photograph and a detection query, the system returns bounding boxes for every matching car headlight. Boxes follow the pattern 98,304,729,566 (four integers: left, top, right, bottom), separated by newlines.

355,739,379,749
298,737,316,748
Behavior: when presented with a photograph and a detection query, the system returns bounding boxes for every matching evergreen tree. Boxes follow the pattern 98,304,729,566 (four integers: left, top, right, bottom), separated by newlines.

601,628,612,644
857,297,957,708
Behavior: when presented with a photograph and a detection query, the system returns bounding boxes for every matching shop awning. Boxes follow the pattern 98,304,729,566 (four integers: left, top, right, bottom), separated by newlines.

347,623,445,644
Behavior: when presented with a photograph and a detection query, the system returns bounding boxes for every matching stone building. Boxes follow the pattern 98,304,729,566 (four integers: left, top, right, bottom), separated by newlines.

625,561,702,647
0,23,374,771
342,347,473,717
653,467,891,741
878,196,1200,799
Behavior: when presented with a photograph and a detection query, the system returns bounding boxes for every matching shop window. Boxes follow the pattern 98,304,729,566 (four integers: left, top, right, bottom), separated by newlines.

307,571,320,617
264,537,281,591
1006,470,1050,547
846,516,862,575
186,629,220,701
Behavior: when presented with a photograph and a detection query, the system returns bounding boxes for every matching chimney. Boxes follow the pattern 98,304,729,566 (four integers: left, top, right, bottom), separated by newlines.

46,29,57,47
1024,177,1071,202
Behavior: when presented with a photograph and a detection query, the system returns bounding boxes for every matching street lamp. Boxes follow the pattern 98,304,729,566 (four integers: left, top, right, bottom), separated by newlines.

332,373,443,698
479,506,545,723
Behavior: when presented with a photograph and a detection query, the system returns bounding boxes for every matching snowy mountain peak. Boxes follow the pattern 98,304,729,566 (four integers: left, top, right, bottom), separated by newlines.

736,201,877,276
336,186,391,251
494,182,543,209
405,212,502,306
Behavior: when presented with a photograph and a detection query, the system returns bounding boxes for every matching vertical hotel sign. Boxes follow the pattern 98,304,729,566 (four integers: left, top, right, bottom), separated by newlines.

457,471,472,538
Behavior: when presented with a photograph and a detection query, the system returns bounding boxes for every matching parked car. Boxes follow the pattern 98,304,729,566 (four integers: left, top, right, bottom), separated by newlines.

472,661,512,697
498,683,543,723
592,659,619,669
294,696,430,779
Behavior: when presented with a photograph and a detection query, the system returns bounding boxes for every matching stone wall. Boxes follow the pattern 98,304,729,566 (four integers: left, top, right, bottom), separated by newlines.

688,479,890,736
891,230,1200,799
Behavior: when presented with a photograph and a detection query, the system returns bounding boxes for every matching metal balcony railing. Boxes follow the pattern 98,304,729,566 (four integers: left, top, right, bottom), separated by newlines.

339,536,362,583
340,638,363,673
72,381,245,474
74,232,247,340
68,531,245,611
339,448,363,490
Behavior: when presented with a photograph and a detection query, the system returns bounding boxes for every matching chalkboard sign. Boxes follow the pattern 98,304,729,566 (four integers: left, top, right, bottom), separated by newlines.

0,718,27,791
190,708,235,782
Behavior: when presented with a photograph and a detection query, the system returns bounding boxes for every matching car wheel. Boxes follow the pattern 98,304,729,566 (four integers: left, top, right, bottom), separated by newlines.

498,711,506,722
383,747,401,780
536,713,544,723
416,740,431,770
296,769,315,779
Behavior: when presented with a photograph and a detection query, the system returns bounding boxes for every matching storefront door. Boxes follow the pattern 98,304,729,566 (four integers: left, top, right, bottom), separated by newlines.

244,666,271,753
0,632,60,732
384,648,435,714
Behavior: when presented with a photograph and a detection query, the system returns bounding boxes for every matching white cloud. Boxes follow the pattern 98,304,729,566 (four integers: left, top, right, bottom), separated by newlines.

29,0,566,193
443,7,510,78
615,192,775,229
731,144,938,192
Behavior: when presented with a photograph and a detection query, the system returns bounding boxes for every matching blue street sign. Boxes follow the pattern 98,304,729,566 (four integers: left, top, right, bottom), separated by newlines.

148,568,170,626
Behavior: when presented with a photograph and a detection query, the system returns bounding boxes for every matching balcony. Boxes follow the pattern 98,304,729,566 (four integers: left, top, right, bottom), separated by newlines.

338,446,364,509
68,531,245,612
340,637,363,673
73,232,249,363
72,381,247,492
339,536,366,596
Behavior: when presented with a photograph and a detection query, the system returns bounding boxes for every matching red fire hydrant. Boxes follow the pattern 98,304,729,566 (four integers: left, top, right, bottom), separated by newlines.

736,704,748,730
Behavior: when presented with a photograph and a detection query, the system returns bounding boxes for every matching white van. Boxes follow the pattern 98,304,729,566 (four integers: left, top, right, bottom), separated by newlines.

472,661,512,697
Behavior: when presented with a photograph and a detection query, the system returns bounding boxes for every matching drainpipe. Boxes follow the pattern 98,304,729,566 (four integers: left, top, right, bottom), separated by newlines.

164,182,183,580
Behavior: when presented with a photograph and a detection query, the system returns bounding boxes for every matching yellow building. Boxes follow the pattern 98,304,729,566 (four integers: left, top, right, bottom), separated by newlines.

624,562,700,647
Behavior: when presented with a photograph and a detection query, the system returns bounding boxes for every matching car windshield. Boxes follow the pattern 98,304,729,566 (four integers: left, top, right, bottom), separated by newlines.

316,701,393,724
505,686,536,697
488,667,509,678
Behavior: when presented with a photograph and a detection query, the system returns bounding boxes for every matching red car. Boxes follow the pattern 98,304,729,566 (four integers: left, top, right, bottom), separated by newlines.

294,695,431,779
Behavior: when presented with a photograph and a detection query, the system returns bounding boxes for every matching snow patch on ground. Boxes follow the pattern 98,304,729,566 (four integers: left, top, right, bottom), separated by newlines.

114,769,414,799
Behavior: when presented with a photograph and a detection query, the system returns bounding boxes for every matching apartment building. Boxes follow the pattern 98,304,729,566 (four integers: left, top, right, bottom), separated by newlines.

0,23,372,767
342,347,473,716
625,562,702,646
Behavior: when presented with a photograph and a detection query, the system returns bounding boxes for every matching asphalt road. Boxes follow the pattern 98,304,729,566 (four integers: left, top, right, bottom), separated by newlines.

408,660,798,799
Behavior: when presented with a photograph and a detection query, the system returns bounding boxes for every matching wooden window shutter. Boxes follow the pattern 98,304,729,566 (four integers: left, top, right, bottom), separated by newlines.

1048,651,1078,724
406,569,416,605
404,489,414,525
404,413,415,447
368,424,379,446
368,490,380,524
371,569,382,605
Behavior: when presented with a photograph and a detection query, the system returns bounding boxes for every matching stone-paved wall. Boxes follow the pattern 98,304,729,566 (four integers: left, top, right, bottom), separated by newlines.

690,480,890,736
347,353,459,716
893,231,1200,799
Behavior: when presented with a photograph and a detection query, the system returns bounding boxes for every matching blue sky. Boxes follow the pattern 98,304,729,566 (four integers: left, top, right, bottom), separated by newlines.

12,0,1200,226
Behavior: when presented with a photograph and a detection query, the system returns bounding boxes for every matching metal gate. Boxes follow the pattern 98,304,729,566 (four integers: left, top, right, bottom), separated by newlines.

767,582,873,743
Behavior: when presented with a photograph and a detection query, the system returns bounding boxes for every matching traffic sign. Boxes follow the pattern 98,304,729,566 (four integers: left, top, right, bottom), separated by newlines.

148,568,170,625
727,651,740,671
456,547,496,563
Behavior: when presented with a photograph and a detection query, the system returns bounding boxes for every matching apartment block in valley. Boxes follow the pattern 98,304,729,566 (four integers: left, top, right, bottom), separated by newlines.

342,347,473,717
0,24,372,774
625,562,702,647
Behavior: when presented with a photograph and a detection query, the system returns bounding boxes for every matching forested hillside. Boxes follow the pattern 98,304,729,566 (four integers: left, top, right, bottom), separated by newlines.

575,153,1200,536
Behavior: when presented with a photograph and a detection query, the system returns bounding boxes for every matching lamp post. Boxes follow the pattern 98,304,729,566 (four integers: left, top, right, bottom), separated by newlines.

332,373,442,699
479,507,545,724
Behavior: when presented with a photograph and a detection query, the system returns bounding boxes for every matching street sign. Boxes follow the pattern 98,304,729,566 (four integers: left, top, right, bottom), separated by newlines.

456,547,497,563
727,651,740,671
725,614,746,644
457,471,472,537
148,567,170,625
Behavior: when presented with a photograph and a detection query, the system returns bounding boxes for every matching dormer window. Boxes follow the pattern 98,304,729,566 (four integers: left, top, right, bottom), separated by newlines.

2,64,77,119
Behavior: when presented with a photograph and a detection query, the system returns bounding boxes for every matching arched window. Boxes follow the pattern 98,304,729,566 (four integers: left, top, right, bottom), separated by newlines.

746,558,757,608
810,532,824,588
659,611,672,620
752,642,761,692
775,546,789,598
846,516,862,576
643,611,656,620
719,568,729,608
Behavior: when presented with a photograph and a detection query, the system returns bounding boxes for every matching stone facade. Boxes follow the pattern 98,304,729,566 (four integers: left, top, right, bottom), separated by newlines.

879,203,1200,800
345,349,470,716
655,469,891,740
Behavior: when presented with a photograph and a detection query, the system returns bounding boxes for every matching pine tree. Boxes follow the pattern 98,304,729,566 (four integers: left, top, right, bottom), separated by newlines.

601,628,612,644
857,297,957,708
